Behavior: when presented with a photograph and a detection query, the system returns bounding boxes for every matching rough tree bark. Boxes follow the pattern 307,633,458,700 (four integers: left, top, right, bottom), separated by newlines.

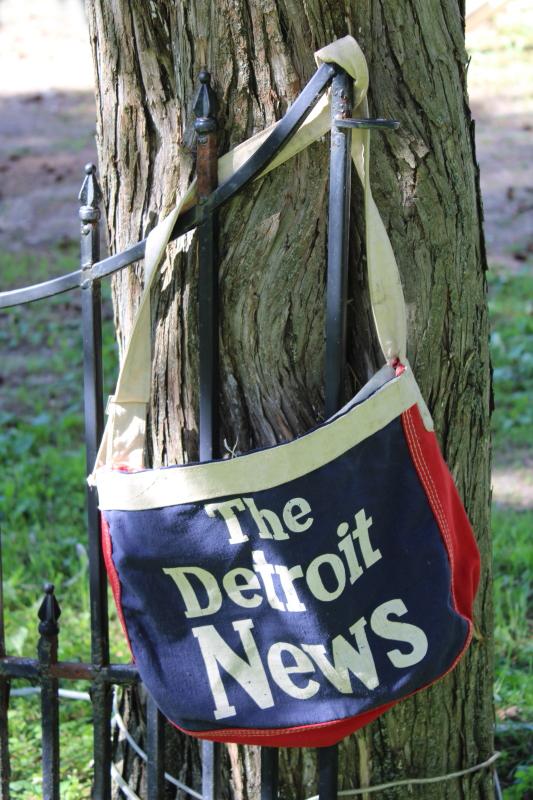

85,1,493,798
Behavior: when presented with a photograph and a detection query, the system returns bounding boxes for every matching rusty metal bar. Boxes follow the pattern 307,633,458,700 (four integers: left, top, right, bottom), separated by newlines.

0,657,138,683
0,678,9,800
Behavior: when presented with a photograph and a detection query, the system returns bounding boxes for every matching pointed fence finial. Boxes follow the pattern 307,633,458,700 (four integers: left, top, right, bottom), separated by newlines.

78,163,102,208
78,163,102,225
194,69,218,202
38,583,61,638
194,70,217,135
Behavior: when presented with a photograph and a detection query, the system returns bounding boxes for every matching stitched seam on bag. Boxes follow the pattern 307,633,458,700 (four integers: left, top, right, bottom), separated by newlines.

404,410,452,549
403,409,455,587
401,414,473,657
175,705,394,739
404,409,452,551
101,519,134,656
403,408,458,613
404,410,474,659
185,718,348,737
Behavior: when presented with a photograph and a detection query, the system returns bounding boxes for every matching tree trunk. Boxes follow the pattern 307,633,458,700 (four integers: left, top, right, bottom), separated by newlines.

85,1,493,798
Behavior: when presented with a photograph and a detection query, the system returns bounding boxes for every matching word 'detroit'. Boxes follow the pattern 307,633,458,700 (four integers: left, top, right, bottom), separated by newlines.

164,501,382,617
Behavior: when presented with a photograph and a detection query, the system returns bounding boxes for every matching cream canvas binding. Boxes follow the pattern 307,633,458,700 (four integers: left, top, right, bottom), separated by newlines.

97,365,424,511
90,35,432,485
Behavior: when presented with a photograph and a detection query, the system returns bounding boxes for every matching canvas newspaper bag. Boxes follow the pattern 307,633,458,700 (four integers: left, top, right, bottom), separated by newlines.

90,36,480,748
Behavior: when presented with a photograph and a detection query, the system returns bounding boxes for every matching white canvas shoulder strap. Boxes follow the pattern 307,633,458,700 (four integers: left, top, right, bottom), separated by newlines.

90,35,408,479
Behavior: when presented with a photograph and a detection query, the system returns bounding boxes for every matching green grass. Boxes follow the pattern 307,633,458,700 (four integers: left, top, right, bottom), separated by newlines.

9,695,94,800
492,508,532,739
488,265,533,798
0,251,531,795
493,509,532,700
0,249,125,797
488,269,533,462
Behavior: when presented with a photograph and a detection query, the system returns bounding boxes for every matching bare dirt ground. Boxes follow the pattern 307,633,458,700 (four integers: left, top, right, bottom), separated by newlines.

0,0,531,504
467,0,533,269
0,0,97,254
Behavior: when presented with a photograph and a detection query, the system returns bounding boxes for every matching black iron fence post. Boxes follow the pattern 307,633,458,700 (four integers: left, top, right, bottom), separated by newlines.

260,748,279,800
319,66,354,800
195,68,219,463
325,68,353,417
194,67,224,800
79,164,113,799
146,693,165,798
37,584,61,800
318,744,339,800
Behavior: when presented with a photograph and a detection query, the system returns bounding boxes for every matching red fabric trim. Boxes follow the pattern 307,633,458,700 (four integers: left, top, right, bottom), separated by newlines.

173,701,397,748
101,516,134,658
392,358,406,377
401,405,480,622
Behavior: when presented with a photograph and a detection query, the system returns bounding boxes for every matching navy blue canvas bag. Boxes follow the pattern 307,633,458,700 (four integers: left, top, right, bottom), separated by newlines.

90,37,480,747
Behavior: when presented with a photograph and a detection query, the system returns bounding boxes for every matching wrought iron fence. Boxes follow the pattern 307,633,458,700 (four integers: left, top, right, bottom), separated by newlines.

0,64,397,800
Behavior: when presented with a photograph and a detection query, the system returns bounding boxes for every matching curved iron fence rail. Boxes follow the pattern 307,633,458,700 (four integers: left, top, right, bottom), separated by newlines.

0,63,398,800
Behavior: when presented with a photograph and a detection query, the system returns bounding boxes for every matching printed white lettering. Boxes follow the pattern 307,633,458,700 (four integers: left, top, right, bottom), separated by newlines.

303,617,379,692
223,568,263,609
283,498,314,533
275,565,306,612
370,599,428,668
192,619,274,720
244,498,290,541
163,566,222,619
352,509,382,568
306,553,346,602
204,499,249,544
190,599,429,719
268,642,320,700
252,550,286,610
336,521,364,583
